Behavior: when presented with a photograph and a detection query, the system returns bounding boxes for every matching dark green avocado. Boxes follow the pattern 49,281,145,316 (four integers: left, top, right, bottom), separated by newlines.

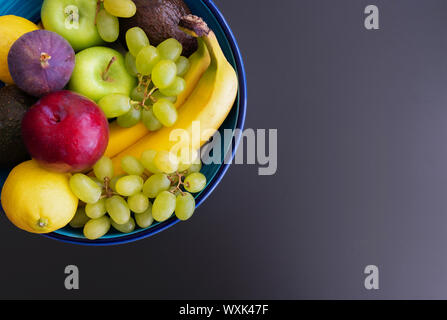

120,0,198,57
0,85,35,168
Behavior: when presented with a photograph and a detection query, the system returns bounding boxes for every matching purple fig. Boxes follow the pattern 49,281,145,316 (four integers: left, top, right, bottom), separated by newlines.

8,30,75,97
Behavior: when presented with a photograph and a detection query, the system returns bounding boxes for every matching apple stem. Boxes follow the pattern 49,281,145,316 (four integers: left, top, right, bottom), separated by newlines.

102,56,117,82
40,52,51,69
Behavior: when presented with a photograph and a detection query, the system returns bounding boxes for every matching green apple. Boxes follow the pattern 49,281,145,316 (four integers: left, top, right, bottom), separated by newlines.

69,47,137,102
41,0,104,52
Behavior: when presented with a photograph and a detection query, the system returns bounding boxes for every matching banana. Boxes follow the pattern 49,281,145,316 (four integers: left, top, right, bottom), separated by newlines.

103,38,211,158
111,15,239,174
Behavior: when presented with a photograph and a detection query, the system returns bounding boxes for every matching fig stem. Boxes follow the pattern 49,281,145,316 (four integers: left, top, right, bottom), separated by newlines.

40,52,51,69
102,56,117,82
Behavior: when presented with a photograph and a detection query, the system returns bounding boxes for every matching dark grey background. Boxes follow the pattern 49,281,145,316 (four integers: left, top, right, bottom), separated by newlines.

3,0,447,299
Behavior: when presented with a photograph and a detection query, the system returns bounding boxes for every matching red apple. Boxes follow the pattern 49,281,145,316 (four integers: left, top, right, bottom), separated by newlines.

21,90,109,173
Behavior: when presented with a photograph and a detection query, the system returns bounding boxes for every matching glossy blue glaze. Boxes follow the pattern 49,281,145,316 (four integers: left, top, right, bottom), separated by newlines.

0,0,247,245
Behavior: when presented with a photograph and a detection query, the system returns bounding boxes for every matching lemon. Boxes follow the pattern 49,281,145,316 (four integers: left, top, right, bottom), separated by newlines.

1,160,79,234
0,15,39,84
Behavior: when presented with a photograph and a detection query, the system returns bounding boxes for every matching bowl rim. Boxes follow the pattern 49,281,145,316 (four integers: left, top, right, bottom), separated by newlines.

42,0,248,246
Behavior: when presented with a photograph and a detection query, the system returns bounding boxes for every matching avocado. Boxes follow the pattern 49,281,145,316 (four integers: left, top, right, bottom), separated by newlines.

120,0,198,57
0,85,35,168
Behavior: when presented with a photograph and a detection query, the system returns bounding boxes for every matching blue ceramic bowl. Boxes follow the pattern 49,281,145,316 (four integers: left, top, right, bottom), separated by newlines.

0,0,247,245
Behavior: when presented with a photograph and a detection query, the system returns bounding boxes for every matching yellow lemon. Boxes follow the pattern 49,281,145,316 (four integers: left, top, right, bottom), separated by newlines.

0,15,39,84
1,160,78,233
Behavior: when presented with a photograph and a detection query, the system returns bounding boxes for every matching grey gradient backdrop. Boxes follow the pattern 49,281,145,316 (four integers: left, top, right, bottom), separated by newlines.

3,0,447,299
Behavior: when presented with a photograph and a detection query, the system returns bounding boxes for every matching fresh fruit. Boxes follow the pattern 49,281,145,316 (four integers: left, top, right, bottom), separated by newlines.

117,107,141,128
93,156,114,182
124,52,138,77
151,59,177,89
102,40,210,159
127,193,149,213
120,0,197,56
135,205,154,228
157,38,182,61
140,150,161,174
103,0,137,18
0,15,39,84
69,46,136,102
159,77,186,97
41,0,104,52
121,155,144,175
69,207,90,228
175,192,195,221
126,27,149,57
152,99,178,127
83,216,111,240
1,160,78,233
142,173,171,198
70,173,103,204
184,172,207,193
175,56,190,77
152,190,176,222
110,16,237,175
105,195,130,224
85,198,107,219
135,45,160,75
0,85,35,168
96,9,119,42
111,217,136,233
154,150,179,174
8,30,75,97
98,93,132,118
115,175,144,197
141,108,163,131
21,91,109,172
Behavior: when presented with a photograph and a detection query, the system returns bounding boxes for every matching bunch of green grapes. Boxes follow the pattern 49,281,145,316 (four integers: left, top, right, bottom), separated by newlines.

95,0,137,43
68,150,206,240
98,27,191,130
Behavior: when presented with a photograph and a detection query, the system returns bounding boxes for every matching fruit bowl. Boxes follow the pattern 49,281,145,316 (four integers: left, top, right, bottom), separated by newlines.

0,0,246,245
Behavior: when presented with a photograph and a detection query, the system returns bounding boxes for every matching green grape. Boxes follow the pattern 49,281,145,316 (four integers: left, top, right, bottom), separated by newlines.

136,46,160,75
106,195,131,225
93,156,114,182
153,99,178,127
135,204,154,228
125,52,138,77
126,27,150,57
175,192,196,221
85,198,107,219
127,192,149,213
157,38,182,61
110,174,125,192
121,155,145,175
117,107,142,128
111,217,136,234
176,56,190,77
177,149,199,172
159,77,186,97
69,174,102,204
184,172,207,193
140,150,162,174
115,175,144,196
130,86,145,101
151,60,177,89
151,90,177,104
98,94,131,118
142,173,171,198
91,177,104,189
152,191,176,222
96,9,119,42
83,216,111,240
186,162,202,175
154,150,179,174
104,0,136,18
142,108,163,131
69,207,90,229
